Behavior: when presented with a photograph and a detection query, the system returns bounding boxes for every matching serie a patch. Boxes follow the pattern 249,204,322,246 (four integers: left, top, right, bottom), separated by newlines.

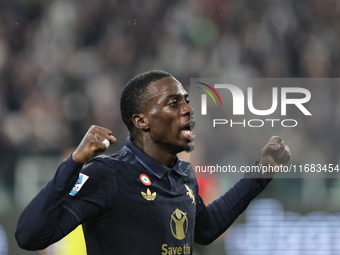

69,173,89,196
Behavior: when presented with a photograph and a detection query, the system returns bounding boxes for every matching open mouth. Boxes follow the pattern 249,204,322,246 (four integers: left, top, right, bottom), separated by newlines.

181,120,195,141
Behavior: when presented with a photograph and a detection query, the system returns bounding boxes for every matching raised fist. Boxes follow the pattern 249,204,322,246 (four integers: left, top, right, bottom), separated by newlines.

259,136,291,173
72,125,116,165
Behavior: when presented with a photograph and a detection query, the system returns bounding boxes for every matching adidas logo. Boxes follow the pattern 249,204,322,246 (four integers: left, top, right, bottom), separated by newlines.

141,188,156,201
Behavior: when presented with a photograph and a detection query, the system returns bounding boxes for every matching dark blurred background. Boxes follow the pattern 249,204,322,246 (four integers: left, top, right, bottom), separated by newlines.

1,0,340,254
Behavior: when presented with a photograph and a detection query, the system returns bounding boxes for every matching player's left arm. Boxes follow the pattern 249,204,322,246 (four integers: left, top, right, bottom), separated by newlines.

194,136,291,245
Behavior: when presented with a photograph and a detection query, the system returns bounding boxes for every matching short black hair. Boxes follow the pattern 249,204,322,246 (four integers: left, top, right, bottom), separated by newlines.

120,70,173,139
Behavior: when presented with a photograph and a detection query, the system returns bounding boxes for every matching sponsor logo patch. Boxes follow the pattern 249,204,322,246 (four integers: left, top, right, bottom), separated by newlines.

170,209,188,240
69,173,89,196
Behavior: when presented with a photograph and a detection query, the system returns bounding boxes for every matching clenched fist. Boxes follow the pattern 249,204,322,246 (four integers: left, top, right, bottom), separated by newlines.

259,136,291,173
72,125,117,165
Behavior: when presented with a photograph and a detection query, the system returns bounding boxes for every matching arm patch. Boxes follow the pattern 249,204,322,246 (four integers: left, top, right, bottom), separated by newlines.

69,173,89,196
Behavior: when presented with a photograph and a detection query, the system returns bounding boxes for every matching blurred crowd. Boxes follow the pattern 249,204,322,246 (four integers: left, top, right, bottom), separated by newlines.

1,0,340,212
2,0,340,254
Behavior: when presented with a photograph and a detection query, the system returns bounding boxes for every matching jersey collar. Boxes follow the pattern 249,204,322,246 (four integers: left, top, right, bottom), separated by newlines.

124,137,187,179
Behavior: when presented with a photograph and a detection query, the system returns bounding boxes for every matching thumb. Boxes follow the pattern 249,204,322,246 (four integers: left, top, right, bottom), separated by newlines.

109,135,117,144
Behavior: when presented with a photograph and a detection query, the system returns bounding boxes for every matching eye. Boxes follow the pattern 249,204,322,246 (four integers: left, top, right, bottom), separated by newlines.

186,98,190,104
168,100,178,107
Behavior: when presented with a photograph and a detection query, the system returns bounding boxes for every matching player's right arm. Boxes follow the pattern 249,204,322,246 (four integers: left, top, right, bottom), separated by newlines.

15,125,116,250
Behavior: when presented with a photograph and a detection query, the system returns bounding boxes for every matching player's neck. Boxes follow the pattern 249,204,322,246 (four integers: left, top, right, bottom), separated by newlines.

132,136,177,168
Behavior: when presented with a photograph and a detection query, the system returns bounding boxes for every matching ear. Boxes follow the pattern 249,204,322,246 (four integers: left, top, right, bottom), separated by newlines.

132,113,149,130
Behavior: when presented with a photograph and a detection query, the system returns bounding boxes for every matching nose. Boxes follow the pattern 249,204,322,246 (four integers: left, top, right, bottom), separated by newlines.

181,102,194,116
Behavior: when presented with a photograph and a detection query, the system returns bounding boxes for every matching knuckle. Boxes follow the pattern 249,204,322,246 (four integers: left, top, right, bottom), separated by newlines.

274,135,282,140
90,125,100,132
89,125,101,136
88,127,96,135
271,135,280,141
87,131,96,140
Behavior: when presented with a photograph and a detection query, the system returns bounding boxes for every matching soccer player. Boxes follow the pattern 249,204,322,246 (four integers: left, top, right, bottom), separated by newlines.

15,70,291,254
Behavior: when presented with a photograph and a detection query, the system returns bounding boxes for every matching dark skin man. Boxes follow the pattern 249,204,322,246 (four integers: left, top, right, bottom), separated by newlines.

73,76,290,169
16,72,291,254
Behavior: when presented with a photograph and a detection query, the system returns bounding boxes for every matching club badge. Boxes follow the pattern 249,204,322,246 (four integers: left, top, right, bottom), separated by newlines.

185,184,195,206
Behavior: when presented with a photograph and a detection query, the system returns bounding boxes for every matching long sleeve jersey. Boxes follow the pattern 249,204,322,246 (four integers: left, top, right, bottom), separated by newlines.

15,138,272,254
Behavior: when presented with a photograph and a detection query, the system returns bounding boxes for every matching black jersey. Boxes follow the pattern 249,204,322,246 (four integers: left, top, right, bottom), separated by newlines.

16,138,272,254
67,139,198,254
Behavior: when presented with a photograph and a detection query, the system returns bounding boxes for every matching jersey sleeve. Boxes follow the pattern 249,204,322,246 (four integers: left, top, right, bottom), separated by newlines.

194,162,272,245
15,155,104,251
66,157,118,222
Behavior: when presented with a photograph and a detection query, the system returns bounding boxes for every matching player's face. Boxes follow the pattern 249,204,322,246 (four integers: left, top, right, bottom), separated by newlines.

142,77,195,153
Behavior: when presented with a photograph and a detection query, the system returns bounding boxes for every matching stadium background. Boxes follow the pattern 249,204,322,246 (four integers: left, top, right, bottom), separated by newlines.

1,0,340,254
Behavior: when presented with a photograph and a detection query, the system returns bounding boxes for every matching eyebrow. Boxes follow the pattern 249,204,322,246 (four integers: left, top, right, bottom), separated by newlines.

165,94,189,100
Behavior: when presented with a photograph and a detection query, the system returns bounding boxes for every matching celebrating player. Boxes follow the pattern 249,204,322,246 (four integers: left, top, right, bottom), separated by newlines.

15,70,291,254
